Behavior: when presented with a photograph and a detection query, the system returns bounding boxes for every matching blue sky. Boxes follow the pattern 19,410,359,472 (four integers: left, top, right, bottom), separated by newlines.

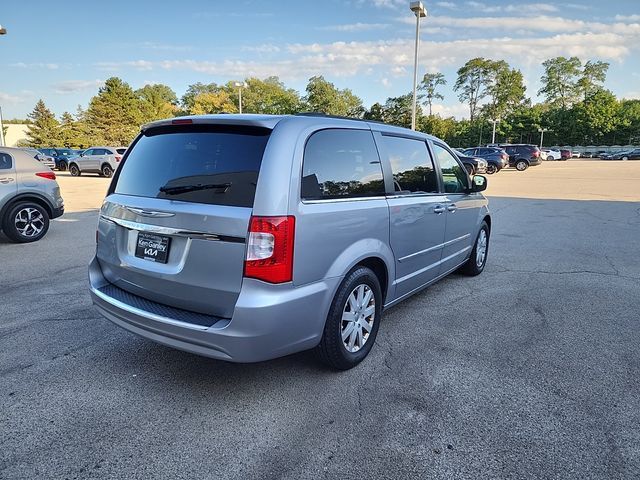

1,0,639,119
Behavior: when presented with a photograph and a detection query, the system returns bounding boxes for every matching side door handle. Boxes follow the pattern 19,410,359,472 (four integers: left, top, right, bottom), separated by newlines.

0,177,15,184
433,205,445,214
447,203,457,213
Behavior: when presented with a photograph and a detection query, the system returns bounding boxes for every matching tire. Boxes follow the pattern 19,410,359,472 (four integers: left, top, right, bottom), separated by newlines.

486,164,498,175
460,222,489,276
515,160,529,171
58,161,68,171
69,164,81,176
101,164,114,178
622,156,628,161
2,202,50,243
314,266,383,370
547,155,554,161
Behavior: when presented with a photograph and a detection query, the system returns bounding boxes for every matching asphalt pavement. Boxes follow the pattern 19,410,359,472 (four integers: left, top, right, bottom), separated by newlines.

1,185,639,478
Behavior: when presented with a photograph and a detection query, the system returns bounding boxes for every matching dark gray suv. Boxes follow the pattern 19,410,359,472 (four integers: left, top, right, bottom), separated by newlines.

89,114,491,369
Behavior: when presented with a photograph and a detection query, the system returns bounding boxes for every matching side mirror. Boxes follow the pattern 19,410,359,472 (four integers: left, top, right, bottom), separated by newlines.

471,175,487,192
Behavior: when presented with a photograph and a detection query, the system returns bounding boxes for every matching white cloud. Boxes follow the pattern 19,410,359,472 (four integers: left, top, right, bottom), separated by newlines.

242,44,281,53
9,62,59,70
0,92,27,103
95,60,153,71
381,78,391,87
622,91,640,100
464,2,558,13
365,0,404,8
320,23,390,32
432,102,470,119
436,1,457,8
615,14,640,22
140,41,193,52
53,80,104,94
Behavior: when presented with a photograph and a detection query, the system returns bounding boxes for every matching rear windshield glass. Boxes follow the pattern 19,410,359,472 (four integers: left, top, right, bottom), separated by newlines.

113,125,271,207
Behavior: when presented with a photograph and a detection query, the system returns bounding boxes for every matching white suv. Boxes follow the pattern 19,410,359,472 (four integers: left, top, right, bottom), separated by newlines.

68,147,122,178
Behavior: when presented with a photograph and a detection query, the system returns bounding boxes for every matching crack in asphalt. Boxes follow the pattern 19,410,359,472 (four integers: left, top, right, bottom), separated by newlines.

491,265,640,281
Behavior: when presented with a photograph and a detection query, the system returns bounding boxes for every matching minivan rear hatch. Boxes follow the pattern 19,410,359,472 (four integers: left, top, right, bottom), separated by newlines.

96,123,271,318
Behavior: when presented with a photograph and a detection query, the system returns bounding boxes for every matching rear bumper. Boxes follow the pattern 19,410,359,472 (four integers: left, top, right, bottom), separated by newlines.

51,205,64,219
89,256,340,363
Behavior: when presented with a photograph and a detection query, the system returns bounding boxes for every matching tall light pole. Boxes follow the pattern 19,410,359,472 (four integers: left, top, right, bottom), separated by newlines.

0,26,6,146
538,128,548,148
409,1,426,131
234,81,248,114
489,118,499,144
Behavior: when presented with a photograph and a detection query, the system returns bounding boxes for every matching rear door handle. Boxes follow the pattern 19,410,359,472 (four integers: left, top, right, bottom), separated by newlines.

433,205,445,214
0,177,15,184
447,203,457,213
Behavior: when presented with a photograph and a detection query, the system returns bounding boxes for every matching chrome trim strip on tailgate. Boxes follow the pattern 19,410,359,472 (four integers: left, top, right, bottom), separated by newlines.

101,215,246,243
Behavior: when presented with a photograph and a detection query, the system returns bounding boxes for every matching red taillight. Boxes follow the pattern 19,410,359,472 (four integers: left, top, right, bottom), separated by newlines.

172,119,193,125
501,154,508,160
533,150,540,158
36,171,56,180
115,156,122,162
244,216,295,284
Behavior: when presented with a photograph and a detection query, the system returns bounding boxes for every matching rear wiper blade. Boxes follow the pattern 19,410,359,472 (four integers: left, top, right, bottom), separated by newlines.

159,182,231,195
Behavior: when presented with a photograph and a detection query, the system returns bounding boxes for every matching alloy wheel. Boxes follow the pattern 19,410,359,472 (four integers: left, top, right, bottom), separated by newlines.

341,284,375,353
14,207,45,238
476,229,488,268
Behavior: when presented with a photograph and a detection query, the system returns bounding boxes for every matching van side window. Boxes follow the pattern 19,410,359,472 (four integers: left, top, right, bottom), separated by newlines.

0,153,12,170
301,129,384,200
381,135,438,194
433,144,468,194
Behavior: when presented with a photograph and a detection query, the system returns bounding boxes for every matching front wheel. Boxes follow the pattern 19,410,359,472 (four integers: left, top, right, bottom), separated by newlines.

460,222,489,276
69,164,81,176
622,156,628,161
2,202,50,243
58,160,68,171
515,160,529,171
547,155,554,161
486,164,498,175
314,266,382,370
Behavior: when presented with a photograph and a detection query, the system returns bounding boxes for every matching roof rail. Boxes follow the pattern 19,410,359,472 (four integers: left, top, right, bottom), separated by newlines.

294,112,388,126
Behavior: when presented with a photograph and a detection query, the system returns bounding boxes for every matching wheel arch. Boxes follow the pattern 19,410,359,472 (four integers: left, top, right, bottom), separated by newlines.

0,192,54,221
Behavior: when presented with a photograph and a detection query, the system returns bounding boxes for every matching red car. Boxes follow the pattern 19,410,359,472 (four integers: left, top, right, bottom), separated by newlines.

560,149,571,160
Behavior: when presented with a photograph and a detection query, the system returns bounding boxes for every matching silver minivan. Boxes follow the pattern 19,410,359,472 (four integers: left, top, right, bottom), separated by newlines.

89,114,490,369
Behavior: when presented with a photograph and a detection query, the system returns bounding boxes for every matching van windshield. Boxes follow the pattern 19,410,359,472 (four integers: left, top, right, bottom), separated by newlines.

113,124,271,207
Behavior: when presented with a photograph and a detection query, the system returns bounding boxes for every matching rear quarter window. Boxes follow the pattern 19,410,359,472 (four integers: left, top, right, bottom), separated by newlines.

301,129,384,200
113,125,271,207
0,153,12,169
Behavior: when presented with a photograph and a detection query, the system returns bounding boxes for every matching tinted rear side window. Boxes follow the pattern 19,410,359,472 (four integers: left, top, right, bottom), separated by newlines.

382,135,438,194
114,125,270,207
301,129,384,200
0,153,12,169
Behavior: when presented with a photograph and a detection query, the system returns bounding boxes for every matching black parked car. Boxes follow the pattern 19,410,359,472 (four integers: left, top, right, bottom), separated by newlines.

608,149,640,160
499,144,542,171
38,148,81,171
462,147,509,174
455,153,487,175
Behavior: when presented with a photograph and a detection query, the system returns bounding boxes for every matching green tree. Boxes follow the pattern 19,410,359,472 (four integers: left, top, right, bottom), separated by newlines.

304,76,364,117
573,89,619,144
577,60,609,100
137,84,178,123
180,82,219,112
364,102,385,121
538,56,582,109
618,99,640,144
454,58,494,121
85,77,144,145
380,93,418,128
189,91,237,115
419,72,446,116
225,77,302,114
25,99,60,147
484,64,527,120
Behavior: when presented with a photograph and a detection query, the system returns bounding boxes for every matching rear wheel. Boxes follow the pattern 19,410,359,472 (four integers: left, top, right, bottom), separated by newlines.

2,202,50,243
460,222,489,276
515,160,529,171
547,155,554,161
314,266,382,370
486,164,498,174
622,156,629,161
58,160,68,171
101,164,113,178
69,164,81,176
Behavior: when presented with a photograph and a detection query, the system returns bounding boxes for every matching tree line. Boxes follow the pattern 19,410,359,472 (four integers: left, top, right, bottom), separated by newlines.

19,56,640,149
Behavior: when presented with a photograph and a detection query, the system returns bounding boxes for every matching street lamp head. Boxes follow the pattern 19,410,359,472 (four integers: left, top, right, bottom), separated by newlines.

0,25,7,35
410,1,427,17
234,81,248,88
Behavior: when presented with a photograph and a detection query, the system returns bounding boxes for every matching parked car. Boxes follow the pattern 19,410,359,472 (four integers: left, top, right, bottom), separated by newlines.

89,114,491,370
571,151,580,158
596,150,607,158
68,147,123,178
456,154,487,175
608,149,640,160
542,148,562,161
0,147,64,243
38,148,80,171
499,144,542,171
582,151,594,158
560,149,572,160
115,147,127,155
462,147,508,174
20,148,56,170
